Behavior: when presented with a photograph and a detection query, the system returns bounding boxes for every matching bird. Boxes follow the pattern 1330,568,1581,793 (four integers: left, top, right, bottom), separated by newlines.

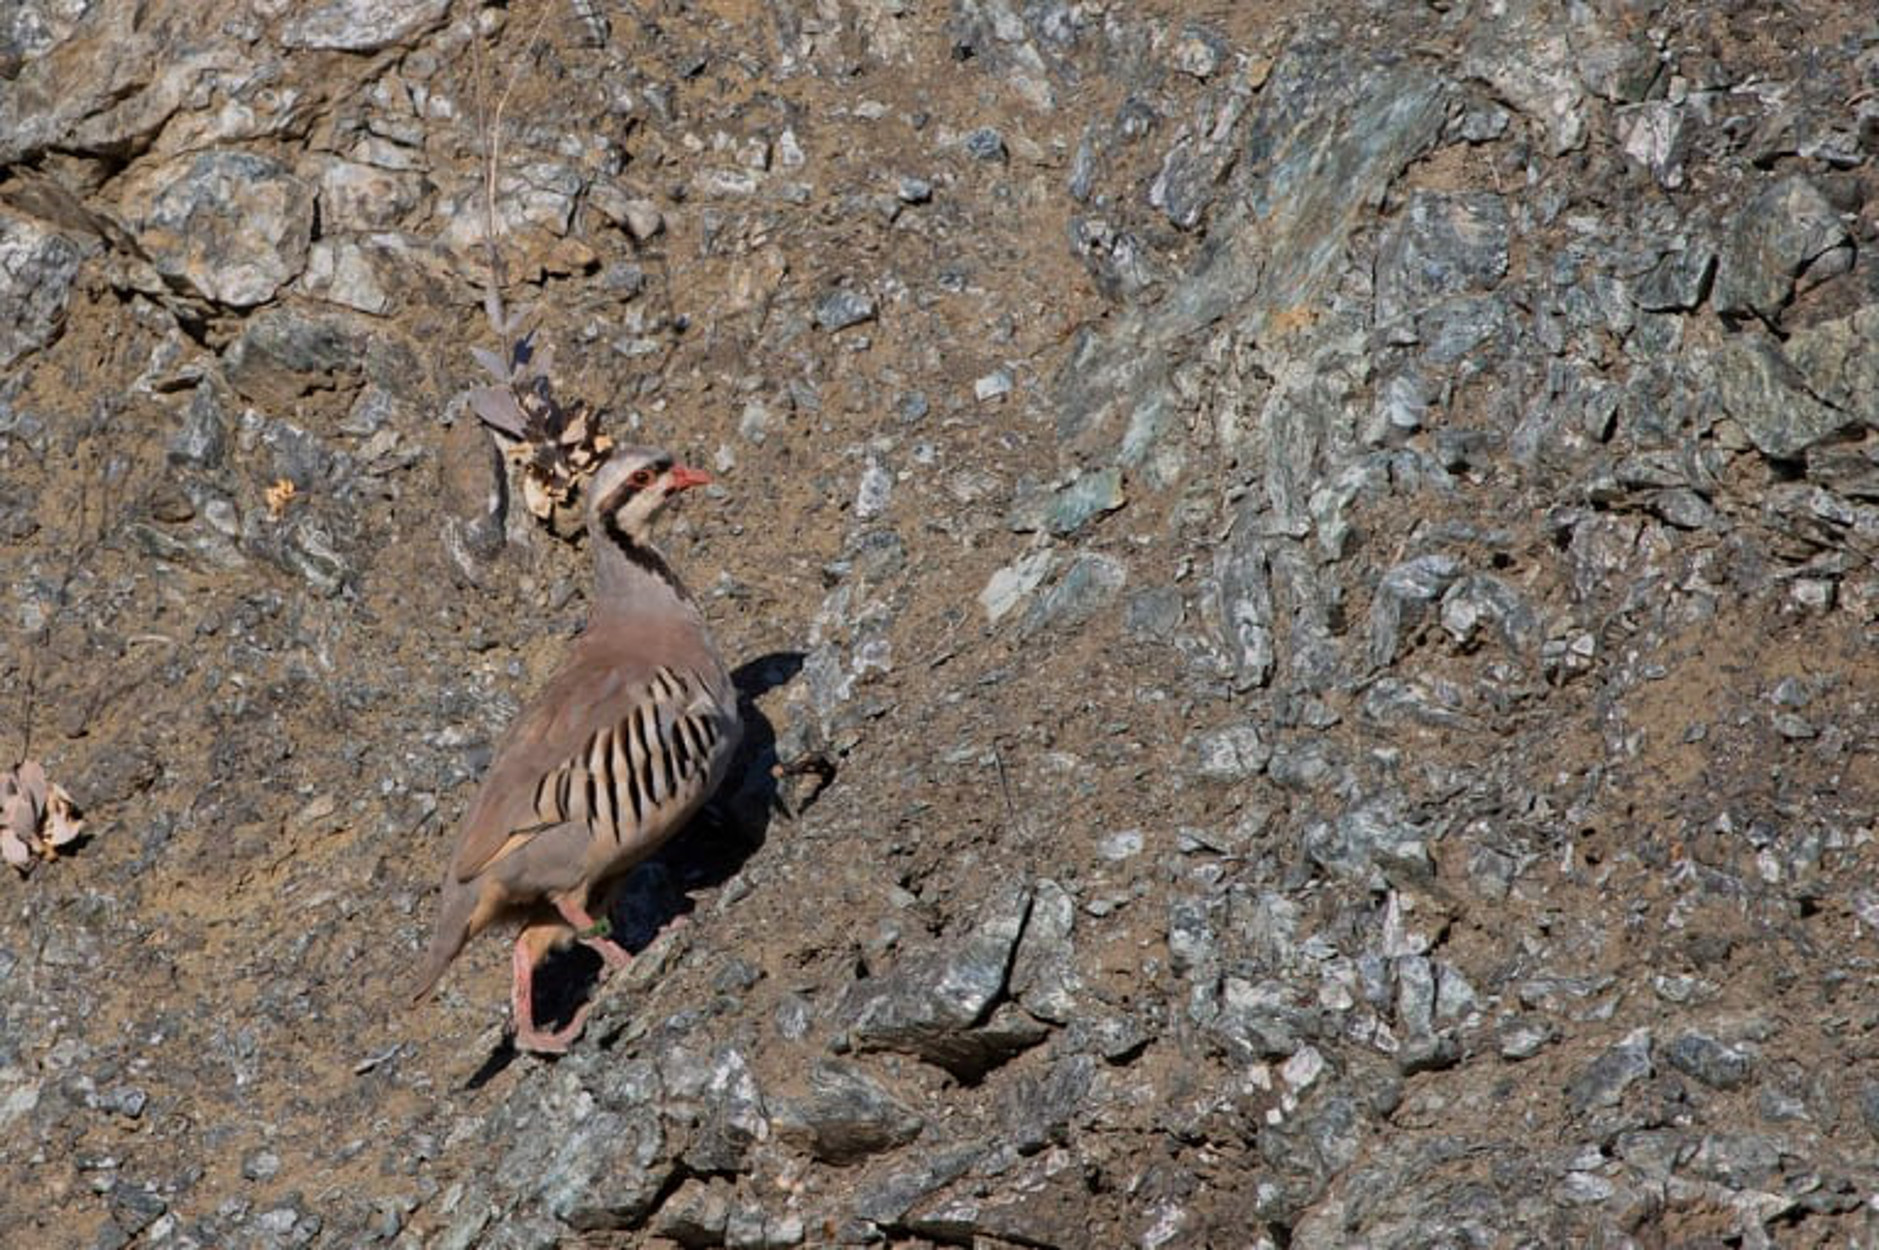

411,443,742,1053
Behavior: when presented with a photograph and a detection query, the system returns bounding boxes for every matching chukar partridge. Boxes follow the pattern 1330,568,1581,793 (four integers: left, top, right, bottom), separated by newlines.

411,445,742,1053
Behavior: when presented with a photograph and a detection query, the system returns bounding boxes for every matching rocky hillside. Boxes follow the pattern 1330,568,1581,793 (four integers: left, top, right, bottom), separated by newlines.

5,0,1879,1245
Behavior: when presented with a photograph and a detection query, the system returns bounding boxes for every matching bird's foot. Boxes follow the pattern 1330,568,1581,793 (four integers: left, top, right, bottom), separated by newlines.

513,1005,592,1055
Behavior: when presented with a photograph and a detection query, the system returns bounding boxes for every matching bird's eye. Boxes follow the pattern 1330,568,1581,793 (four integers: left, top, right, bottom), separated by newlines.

628,467,656,488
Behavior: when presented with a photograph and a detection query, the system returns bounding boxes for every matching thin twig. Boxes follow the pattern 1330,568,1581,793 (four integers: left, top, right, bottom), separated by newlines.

991,740,1031,844
474,1,557,352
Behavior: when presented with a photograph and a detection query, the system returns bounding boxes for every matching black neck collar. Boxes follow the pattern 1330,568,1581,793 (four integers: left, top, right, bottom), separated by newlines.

600,510,690,601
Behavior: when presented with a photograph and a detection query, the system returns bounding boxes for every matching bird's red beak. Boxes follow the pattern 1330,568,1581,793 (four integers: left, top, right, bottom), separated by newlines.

666,464,712,492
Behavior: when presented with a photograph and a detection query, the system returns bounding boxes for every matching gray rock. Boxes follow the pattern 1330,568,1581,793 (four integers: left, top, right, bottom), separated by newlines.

847,885,1040,1078
1213,975,1310,1060
300,239,392,315
1463,0,1592,153
654,1179,735,1247
0,208,86,369
963,127,1007,161
1123,586,1184,641
1188,722,1271,784
223,308,366,407
1368,553,1462,668
1617,100,1689,188
1860,1083,1879,1141
242,1149,282,1181
1043,466,1125,537
1498,1015,1558,1060
1000,1052,1094,1155
904,1147,1087,1247
1662,1031,1753,1090
1008,879,1079,1023
974,369,1013,402
1057,40,1446,495
979,549,1055,624
136,151,314,308
1786,305,1879,428
815,289,877,331
852,1145,984,1227
1713,176,1850,324
1713,331,1856,460
1214,522,1276,687
1566,1028,1653,1114
522,1063,672,1232
168,384,230,470
1375,191,1510,329
1634,243,1716,312
664,1045,768,1175
1017,553,1126,638
772,1060,922,1165
1439,574,1538,654
280,0,452,51
317,158,426,231
1303,800,1432,889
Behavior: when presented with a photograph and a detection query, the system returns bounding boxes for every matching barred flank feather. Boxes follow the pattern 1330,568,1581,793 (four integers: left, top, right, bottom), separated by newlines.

529,666,728,848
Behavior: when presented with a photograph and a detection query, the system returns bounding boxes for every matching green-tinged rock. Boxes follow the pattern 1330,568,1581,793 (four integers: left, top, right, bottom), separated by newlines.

1713,333,1851,460
1045,466,1125,537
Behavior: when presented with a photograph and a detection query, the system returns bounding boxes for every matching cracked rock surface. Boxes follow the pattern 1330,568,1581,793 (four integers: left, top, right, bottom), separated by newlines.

5,1,1879,1246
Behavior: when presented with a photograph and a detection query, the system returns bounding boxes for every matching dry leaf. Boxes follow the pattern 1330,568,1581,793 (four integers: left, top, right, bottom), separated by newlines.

464,336,615,531
264,478,298,519
1,760,86,874
44,784,83,849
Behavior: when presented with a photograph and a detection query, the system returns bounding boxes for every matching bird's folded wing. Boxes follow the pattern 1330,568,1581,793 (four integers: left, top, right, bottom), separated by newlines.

451,663,729,880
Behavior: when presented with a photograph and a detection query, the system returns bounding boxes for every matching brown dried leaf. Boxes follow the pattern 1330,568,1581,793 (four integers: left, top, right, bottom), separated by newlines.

468,386,529,438
1,790,32,841
44,784,83,849
264,478,298,519
14,759,46,819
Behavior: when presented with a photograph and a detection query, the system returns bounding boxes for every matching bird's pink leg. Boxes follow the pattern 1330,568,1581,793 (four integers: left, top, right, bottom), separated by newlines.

553,896,633,975
510,924,593,1055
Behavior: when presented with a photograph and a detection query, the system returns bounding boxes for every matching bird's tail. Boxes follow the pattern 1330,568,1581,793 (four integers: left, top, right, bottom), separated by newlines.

409,875,478,1005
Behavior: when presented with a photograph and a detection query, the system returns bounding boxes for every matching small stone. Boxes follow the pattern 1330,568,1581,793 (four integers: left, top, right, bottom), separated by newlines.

1044,467,1126,537
1188,724,1270,783
148,481,196,523
815,289,876,332
1098,830,1144,861
1713,176,1849,325
896,176,933,204
0,208,85,370
1663,1032,1753,1090
771,1060,925,1164
1566,1028,1653,1113
1018,553,1126,638
855,458,893,520
168,385,229,468
242,1149,282,1181
1497,1015,1556,1061
1124,587,1184,641
622,199,664,242
281,0,451,51
1773,712,1817,741
980,550,1055,625
1171,29,1224,79
974,370,1013,402
963,127,1007,161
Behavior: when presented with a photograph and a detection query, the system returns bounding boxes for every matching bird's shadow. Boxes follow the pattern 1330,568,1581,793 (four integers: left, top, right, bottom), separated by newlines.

466,650,802,1084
